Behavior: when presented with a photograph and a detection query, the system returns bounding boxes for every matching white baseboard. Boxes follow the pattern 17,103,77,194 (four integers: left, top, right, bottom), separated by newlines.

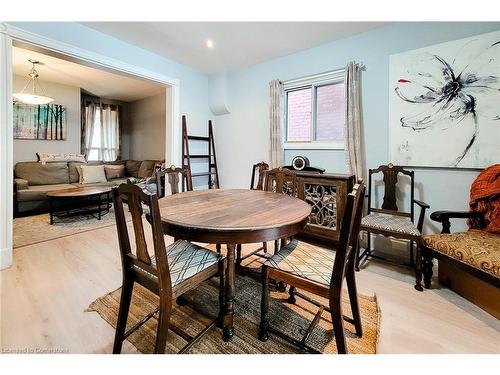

0,247,12,270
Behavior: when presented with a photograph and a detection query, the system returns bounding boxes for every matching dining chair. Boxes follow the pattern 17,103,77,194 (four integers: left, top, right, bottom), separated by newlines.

259,182,365,354
264,167,299,255
356,163,429,271
233,162,271,266
155,165,193,198
264,166,298,196
250,161,270,190
112,183,226,354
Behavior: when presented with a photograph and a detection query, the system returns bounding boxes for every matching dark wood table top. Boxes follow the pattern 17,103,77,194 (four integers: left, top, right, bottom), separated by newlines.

47,186,112,197
158,189,311,243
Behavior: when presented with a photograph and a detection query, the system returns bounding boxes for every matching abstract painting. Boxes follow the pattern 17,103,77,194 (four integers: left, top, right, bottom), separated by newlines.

13,101,66,140
389,30,500,168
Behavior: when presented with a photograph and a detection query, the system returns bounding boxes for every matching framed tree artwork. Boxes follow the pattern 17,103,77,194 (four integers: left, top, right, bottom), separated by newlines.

389,30,500,168
13,101,67,140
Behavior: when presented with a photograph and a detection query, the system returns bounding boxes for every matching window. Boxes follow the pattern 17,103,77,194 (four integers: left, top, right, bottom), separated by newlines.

85,103,120,161
87,109,101,161
284,70,345,149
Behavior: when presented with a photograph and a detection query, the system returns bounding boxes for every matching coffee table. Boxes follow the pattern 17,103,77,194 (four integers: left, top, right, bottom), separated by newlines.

47,186,112,225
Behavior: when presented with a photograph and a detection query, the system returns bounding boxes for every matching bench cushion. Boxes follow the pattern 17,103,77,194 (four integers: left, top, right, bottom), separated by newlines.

423,231,500,279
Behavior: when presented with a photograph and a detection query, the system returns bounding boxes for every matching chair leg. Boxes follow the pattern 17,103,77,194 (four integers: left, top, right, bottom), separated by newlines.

274,240,279,254
422,251,434,289
217,260,226,328
280,238,287,249
236,244,242,265
367,232,371,255
259,266,270,341
410,240,415,266
346,268,363,337
329,293,347,354
354,236,361,272
154,296,172,354
112,276,134,354
287,286,296,304
262,241,267,254
215,244,221,254
414,245,424,291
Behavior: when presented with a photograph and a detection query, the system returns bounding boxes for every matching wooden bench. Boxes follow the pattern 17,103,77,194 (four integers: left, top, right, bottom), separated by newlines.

416,210,500,318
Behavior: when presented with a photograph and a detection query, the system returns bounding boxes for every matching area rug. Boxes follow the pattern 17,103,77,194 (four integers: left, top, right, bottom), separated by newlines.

87,275,379,354
13,208,129,248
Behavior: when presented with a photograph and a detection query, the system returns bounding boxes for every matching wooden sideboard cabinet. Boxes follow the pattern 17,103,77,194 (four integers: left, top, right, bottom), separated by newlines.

295,172,355,245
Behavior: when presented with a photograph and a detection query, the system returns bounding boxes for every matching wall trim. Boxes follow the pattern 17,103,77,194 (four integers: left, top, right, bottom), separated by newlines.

0,31,13,270
0,247,13,270
0,22,182,269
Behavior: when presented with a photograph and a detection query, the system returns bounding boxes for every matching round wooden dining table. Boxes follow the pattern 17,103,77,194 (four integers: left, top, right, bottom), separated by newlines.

157,188,312,341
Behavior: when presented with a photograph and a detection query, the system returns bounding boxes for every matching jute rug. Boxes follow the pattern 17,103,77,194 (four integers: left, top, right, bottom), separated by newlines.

13,208,131,248
87,275,379,354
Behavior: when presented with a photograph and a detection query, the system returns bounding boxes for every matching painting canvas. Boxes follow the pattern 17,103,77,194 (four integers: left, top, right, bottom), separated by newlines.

389,30,500,168
13,101,67,140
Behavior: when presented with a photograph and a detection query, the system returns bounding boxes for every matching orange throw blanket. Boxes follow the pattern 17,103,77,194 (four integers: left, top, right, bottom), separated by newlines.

469,164,500,235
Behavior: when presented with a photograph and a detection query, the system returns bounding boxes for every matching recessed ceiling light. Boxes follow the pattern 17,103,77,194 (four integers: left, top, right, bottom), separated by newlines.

206,39,214,49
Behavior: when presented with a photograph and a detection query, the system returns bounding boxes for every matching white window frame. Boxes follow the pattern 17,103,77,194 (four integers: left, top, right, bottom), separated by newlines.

283,69,345,150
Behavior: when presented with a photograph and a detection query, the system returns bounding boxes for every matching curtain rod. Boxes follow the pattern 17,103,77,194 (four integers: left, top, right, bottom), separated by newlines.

282,62,366,85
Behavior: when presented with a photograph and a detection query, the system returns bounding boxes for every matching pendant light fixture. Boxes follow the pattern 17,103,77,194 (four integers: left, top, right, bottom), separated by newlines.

13,59,54,105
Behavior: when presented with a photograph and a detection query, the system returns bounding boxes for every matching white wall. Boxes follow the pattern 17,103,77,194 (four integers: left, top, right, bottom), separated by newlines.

124,91,166,160
13,75,81,163
213,22,500,233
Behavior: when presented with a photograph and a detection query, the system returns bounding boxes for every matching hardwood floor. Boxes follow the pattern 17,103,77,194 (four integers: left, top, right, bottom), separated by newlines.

1,222,499,354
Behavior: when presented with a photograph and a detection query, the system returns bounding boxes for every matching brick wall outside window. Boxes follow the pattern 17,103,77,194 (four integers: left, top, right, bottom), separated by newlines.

286,88,311,142
316,83,345,142
286,82,345,143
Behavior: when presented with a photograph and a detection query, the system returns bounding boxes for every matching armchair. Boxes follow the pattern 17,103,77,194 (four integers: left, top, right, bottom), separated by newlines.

357,164,429,272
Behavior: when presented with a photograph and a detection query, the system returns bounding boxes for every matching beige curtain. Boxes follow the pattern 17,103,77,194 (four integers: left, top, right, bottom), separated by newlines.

269,79,284,168
81,101,96,157
100,105,120,161
345,62,365,181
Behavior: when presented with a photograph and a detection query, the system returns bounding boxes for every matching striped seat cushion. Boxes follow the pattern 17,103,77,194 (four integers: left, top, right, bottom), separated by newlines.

150,240,222,287
264,240,335,285
361,213,420,237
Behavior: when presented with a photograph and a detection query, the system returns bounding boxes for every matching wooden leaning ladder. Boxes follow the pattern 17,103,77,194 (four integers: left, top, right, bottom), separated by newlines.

181,115,220,190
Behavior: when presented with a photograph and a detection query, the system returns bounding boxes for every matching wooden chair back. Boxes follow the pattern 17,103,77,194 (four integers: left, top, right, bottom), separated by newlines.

156,165,193,198
250,161,269,190
368,163,414,221
264,167,297,196
112,183,172,293
329,182,365,290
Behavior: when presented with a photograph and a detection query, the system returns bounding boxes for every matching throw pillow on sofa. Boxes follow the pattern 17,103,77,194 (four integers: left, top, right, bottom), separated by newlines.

104,164,125,180
78,165,107,184
37,152,86,164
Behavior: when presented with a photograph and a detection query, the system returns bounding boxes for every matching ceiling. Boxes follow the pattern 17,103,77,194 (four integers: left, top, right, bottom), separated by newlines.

82,22,386,73
12,46,165,102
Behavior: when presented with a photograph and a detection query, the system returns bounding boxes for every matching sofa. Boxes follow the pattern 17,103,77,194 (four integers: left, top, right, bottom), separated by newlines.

14,159,160,215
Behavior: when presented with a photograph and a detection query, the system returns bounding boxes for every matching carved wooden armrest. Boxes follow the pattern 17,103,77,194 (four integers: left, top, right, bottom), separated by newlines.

430,210,483,233
414,199,430,209
414,199,430,232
